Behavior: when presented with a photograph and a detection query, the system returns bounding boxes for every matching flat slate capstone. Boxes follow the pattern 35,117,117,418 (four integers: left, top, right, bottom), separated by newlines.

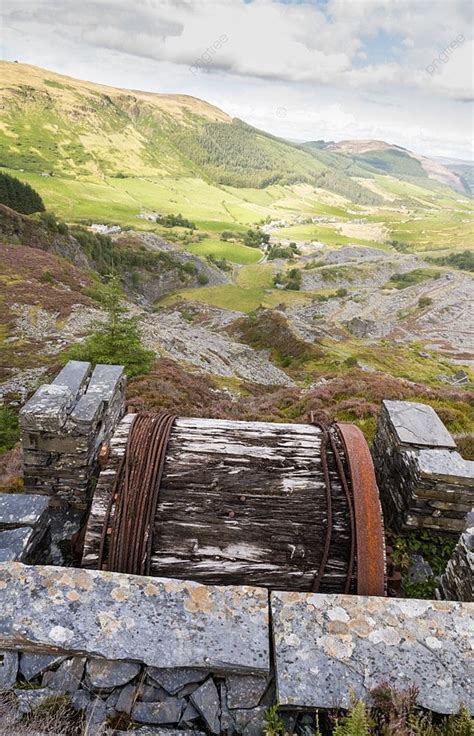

383,399,456,448
0,494,49,528
271,591,474,714
0,563,270,675
0,527,35,562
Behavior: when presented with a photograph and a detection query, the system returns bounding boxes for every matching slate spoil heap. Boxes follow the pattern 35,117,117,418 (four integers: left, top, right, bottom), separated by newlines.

372,399,474,534
19,360,126,509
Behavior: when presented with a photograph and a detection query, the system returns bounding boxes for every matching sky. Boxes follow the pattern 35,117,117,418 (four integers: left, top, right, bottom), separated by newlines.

1,0,473,160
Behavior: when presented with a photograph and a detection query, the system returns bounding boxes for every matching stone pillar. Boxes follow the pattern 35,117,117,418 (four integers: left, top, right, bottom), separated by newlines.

437,511,474,602
19,361,126,509
372,399,474,534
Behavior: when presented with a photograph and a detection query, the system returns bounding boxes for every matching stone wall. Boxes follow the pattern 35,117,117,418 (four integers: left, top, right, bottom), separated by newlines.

437,512,474,602
0,562,472,730
19,360,126,509
372,399,474,534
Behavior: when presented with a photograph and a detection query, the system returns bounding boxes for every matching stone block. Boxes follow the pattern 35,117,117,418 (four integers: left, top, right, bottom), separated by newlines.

13,688,57,716
86,658,141,689
0,563,270,675
51,360,91,396
42,657,86,693
225,674,268,709
0,494,49,529
19,385,74,432
132,697,185,725
418,449,474,484
0,527,35,561
0,650,18,689
87,364,125,403
382,400,456,448
68,392,106,431
271,591,474,714
190,678,220,734
116,682,138,714
20,653,65,681
147,667,207,695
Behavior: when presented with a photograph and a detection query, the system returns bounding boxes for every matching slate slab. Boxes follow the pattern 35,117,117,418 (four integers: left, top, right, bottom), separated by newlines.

87,364,124,402
86,658,141,689
52,361,90,396
42,657,85,693
132,697,185,725
190,678,220,734
0,494,49,529
417,449,474,483
19,384,74,432
382,400,456,448
116,683,138,714
271,591,474,714
226,674,267,709
0,563,270,675
13,688,58,716
20,653,65,681
0,527,35,562
147,667,207,695
0,650,18,688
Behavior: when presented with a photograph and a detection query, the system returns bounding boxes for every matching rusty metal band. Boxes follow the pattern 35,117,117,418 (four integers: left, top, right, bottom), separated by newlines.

98,411,176,575
336,422,386,596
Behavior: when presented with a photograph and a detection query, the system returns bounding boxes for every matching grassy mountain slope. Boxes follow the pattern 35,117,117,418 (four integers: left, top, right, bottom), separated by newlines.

0,62,472,257
321,139,469,194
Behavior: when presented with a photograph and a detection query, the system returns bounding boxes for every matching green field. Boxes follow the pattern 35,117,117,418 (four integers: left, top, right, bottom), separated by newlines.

186,238,262,265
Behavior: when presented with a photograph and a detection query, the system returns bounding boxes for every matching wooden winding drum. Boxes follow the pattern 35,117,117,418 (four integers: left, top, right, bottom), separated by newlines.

82,413,385,595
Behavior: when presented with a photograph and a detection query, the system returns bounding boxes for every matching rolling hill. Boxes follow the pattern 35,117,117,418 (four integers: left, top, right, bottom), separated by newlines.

1,62,471,226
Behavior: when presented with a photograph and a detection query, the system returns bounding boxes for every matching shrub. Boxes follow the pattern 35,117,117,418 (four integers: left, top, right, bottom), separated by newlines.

197,271,209,285
0,407,19,454
243,228,270,248
158,213,196,229
418,296,433,308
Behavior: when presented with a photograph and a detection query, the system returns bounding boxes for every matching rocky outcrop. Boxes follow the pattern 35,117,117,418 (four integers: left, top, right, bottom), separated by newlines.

142,311,294,386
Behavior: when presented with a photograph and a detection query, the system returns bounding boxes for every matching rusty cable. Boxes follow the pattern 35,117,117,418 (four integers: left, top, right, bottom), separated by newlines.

98,411,176,575
329,425,356,593
310,419,333,593
309,415,356,593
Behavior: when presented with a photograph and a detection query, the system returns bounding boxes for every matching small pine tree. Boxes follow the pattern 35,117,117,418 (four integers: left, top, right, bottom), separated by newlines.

68,278,154,377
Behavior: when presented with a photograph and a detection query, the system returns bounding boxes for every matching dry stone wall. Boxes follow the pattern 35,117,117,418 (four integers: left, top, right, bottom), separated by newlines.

437,512,474,602
19,361,125,509
0,562,472,729
372,399,474,533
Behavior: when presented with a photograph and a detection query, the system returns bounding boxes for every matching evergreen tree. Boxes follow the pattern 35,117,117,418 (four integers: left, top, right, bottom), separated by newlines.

0,172,45,214
68,278,154,377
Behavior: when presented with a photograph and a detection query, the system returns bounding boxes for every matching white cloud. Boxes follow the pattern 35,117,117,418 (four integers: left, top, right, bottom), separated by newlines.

1,0,473,158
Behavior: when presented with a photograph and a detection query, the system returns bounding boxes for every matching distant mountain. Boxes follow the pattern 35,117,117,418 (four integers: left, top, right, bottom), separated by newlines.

0,62,469,211
310,139,469,195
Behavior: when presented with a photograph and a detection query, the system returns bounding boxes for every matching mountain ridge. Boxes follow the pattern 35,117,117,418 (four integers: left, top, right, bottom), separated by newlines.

0,61,468,198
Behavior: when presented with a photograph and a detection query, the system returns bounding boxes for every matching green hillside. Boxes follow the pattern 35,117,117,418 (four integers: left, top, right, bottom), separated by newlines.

0,62,472,256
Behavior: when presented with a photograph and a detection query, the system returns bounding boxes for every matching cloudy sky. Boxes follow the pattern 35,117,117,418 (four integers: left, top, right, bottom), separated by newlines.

1,0,473,159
